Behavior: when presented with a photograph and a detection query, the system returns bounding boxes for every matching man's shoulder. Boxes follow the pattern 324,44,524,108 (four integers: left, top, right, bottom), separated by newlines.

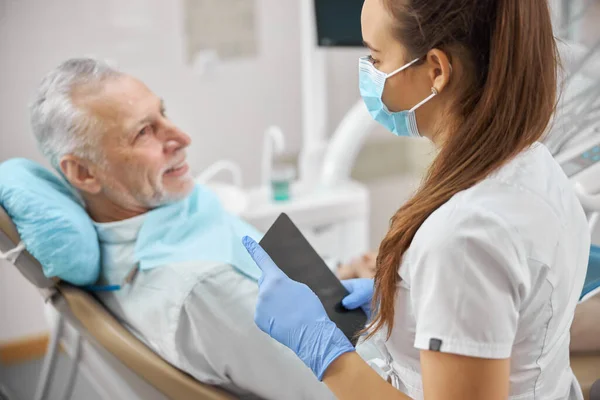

102,261,251,336
136,260,259,306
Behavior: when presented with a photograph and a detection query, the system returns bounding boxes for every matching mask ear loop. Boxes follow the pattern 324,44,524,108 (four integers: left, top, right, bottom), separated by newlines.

386,58,422,78
410,87,438,112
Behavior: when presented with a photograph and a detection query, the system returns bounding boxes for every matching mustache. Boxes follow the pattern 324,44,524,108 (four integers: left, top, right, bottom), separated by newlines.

162,154,187,173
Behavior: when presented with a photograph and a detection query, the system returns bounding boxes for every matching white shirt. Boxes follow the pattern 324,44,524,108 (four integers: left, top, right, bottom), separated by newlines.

93,215,334,400
363,143,590,399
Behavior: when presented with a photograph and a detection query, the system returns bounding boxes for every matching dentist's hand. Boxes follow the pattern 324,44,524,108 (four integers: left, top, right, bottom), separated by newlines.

242,236,355,380
341,278,374,318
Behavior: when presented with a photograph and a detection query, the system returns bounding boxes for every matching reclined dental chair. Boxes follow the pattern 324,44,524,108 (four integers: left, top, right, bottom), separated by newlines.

0,205,235,400
2,202,600,400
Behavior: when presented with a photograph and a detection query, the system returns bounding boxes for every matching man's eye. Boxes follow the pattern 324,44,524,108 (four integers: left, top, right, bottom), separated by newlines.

138,126,151,138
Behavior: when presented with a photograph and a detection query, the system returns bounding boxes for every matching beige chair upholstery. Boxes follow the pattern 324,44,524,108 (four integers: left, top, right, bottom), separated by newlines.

572,294,600,399
0,205,235,400
572,352,600,400
572,295,600,353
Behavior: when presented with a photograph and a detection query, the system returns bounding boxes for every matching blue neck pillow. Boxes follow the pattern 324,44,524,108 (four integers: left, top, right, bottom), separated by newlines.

0,158,100,285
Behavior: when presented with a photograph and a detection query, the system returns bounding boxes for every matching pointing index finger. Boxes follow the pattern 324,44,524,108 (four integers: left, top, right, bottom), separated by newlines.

242,236,286,278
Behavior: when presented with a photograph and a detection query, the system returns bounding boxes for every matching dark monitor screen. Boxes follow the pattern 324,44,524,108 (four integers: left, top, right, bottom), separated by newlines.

314,0,365,47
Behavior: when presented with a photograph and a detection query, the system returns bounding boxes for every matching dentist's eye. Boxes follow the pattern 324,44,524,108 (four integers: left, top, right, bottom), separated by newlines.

367,55,379,66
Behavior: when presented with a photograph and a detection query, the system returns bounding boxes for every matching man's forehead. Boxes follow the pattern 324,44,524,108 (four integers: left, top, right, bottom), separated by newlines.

72,75,158,128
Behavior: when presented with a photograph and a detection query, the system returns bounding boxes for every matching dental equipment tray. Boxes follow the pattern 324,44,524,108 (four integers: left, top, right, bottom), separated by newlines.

259,213,368,345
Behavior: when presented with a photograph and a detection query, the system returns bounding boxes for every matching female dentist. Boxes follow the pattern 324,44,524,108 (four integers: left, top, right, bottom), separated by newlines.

243,0,590,399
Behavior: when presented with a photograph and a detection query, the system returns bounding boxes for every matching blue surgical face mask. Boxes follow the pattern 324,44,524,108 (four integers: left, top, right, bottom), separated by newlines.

359,56,438,137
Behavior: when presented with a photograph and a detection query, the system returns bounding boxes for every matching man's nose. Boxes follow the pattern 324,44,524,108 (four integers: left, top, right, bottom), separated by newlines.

163,124,191,153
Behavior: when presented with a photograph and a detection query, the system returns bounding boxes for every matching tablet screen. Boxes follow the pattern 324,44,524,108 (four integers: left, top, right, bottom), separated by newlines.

259,213,368,344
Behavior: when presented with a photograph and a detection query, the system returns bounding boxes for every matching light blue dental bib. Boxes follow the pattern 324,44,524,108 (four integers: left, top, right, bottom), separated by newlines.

134,185,262,281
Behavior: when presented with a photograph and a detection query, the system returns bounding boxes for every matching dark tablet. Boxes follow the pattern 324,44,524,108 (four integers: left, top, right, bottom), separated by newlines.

259,213,368,345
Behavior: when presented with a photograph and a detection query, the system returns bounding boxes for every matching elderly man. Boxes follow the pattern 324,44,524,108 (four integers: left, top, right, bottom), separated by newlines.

30,58,334,399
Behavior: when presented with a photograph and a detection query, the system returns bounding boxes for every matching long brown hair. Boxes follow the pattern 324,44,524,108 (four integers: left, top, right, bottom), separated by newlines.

370,0,559,338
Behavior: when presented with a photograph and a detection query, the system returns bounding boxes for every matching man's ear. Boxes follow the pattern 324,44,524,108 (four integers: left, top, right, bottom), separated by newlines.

59,155,102,194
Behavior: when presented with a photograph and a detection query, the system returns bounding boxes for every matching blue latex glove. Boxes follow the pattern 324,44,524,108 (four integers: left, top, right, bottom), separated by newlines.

242,236,356,380
341,278,374,318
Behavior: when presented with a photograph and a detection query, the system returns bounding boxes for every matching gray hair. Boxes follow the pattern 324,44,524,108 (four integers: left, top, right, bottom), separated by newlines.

30,58,122,169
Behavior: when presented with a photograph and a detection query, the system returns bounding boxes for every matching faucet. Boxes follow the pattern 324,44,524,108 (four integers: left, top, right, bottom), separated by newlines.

262,126,286,187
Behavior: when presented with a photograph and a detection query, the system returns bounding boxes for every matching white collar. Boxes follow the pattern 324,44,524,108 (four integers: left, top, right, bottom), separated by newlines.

94,213,147,244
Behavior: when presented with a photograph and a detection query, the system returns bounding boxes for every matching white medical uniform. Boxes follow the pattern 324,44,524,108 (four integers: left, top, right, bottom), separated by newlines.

93,215,334,400
362,143,590,399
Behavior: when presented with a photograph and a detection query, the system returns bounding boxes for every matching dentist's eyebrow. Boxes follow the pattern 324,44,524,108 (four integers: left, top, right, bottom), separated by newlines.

363,41,380,52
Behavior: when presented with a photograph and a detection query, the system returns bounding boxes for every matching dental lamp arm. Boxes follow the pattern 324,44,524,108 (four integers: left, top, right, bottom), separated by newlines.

320,100,378,188
195,159,243,186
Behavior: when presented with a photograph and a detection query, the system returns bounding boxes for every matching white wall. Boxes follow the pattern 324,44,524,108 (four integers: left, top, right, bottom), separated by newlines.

0,264,48,341
0,0,308,175
0,0,415,341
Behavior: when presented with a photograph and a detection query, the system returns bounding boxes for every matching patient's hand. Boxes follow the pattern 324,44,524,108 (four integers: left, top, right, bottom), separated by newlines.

336,251,378,280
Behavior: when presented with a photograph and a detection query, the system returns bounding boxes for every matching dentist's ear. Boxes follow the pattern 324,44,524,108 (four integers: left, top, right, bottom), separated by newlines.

426,49,453,94
59,155,102,194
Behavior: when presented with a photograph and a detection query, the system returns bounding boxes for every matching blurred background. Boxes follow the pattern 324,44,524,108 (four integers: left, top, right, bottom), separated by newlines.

1,0,600,398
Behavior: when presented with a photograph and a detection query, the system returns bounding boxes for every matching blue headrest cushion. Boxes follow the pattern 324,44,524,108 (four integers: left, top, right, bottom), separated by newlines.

0,158,100,285
582,245,600,301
